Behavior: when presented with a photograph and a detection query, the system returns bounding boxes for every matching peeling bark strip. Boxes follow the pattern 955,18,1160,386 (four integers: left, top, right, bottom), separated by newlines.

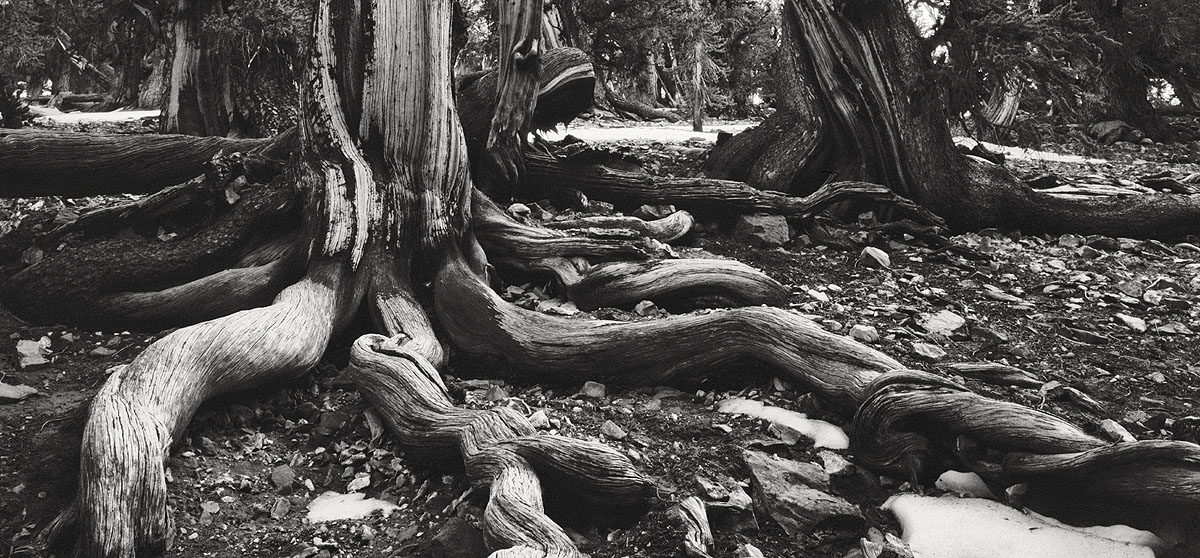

297,0,471,265
0,129,280,198
486,0,544,185
348,334,651,557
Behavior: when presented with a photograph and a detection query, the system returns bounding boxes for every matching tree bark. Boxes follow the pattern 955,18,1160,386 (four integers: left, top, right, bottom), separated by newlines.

160,0,237,136
0,129,289,198
485,0,544,186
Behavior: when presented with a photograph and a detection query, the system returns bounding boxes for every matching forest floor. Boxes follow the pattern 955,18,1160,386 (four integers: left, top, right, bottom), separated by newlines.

2,113,1200,558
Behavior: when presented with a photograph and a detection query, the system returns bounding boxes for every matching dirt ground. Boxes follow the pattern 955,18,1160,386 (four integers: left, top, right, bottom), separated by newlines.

3,114,1200,558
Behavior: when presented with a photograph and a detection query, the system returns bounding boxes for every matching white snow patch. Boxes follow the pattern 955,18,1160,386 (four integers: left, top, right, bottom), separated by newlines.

30,108,160,125
306,491,399,523
953,136,1113,165
542,123,755,144
884,494,1162,558
717,397,849,449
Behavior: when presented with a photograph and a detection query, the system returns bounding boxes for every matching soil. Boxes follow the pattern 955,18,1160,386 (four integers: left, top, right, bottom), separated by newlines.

2,117,1200,558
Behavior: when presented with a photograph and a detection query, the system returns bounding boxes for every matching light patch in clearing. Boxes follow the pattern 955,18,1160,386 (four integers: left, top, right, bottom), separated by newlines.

306,491,399,523
883,494,1161,558
717,397,849,449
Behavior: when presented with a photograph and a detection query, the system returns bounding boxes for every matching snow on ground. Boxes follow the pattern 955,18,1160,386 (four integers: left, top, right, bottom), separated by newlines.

28,107,160,125
25,108,1115,166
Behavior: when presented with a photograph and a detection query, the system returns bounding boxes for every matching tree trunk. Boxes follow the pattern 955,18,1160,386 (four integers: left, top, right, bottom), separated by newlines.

716,0,1200,238
691,37,704,132
1072,0,1170,140
161,0,237,136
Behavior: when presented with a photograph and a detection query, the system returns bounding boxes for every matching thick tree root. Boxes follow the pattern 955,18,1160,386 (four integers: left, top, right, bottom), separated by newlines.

565,260,789,311
2,175,296,329
543,210,695,243
525,151,945,226
44,260,361,558
347,334,652,557
436,238,1200,536
0,128,295,198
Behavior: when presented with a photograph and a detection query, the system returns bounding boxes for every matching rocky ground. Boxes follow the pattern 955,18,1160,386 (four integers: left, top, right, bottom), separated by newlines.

2,115,1200,558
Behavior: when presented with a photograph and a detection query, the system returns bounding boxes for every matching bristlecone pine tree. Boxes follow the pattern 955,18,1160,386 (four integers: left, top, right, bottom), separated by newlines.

2,0,1200,556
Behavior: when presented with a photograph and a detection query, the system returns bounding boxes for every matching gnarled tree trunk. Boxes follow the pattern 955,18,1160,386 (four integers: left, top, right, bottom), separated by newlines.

161,0,236,136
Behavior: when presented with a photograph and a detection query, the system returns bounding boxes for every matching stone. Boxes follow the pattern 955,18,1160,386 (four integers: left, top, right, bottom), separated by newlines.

738,543,766,557
0,382,38,404
271,465,296,493
1089,120,1134,145
600,420,627,440
633,204,676,220
695,475,730,501
425,517,489,558
742,450,863,537
579,380,607,399
849,325,880,343
1115,313,1147,333
634,300,661,316
919,310,965,336
347,473,371,492
859,247,891,269
15,340,49,369
732,214,790,248
911,343,947,362
1098,419,1137,443
527,410,550,429
270,497,291,519
88,346,116,358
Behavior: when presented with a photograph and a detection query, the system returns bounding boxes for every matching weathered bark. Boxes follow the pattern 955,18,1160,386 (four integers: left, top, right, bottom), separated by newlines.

0,129,291,198
161,0,237,136
721,0,1200,239
485,0,544,186
525,150,944,225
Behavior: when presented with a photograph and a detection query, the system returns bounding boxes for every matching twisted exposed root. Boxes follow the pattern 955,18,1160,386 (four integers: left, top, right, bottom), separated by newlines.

472,190,653,265
95,254,304,329
526,152,946,227
347,334,652,558
566,259,788,311
851,370,1200,531
435,240,900,407
365,248,448,370
46,260,362,558
543,210,695,243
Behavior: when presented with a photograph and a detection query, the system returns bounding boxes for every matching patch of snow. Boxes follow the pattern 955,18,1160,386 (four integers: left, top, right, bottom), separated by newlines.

32,109,160,125
306,491,399,523
542,123,755,144
953,136,1111,165
883,494,1161,558
717,397,849,449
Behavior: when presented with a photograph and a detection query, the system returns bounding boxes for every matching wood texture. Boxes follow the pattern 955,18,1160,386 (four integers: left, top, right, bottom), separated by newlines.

0,129,280,198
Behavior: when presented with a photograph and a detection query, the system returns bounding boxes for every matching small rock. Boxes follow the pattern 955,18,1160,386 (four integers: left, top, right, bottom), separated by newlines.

1143,290,1165,305
732,214,790,248
1115,313,1147,333
633,204,676,220
506,203,531,220
527,410,550,429
695,475,730,501
807,289,830,303
426,517,489,558
1098,419,1136,443
579,380,607,399
484,383,508,401
0,382,38,404
634,300,660,316
270,497,291,519
849,325,880,344
347,474,371,492
911,343,947,362
88,346,116,358
16,339,51,369
1146,371,1167,384
742,450,864,537
600,420,627,440
859,247,891,269
271,465,296,493
738,543,766,557
919,310,965,336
